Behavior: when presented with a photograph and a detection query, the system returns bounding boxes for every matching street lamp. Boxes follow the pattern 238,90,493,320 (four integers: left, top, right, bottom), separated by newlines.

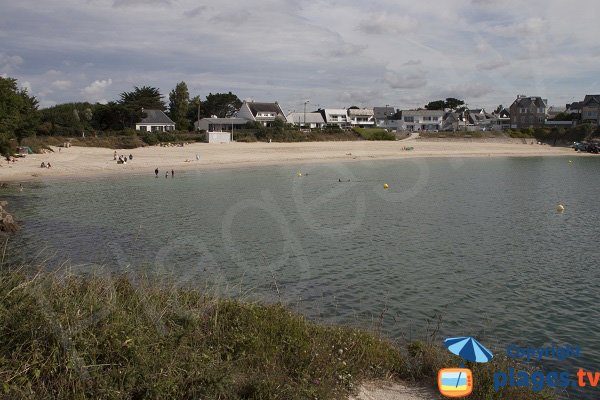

304,100,310,129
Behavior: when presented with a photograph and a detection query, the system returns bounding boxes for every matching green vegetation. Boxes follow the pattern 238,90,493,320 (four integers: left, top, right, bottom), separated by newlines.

352,127,395,141
507,124,600,143
425,98,464,111
0,268,556,399
168,82,191,131
0,76,39,145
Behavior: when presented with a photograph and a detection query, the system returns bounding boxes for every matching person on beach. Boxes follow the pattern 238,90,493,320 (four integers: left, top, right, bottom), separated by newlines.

129,154,133,160
196,154,200,161
171,169,174,178
114,151,117,160
155,168,159,177
41,162,46,168
165,171,169,178
18,184,23,192
47,162,51,168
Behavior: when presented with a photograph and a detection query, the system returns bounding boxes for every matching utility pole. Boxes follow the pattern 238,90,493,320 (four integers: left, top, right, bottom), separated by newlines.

304,100,310,130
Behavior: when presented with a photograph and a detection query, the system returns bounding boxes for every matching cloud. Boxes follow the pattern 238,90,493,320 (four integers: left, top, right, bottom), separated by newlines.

186,6,207,18
487,17,546,38
440,83,492,100
51,80,72,90
21,80,32,93
0,53,24,71
384,70,427,89
113,0,172,8
477,59,510,71
403,60,422,66
82,78,112,101
359,13,418,35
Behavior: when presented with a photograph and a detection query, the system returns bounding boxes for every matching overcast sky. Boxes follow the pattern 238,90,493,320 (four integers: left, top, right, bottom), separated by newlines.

2,0,599,112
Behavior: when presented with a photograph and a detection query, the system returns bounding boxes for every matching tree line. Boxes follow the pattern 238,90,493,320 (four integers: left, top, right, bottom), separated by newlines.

0,76,242,150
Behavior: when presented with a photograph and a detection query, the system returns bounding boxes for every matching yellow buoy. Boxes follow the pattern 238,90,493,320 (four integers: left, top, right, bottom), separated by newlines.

297,172,302,177
569,160,573,164
383,183,389,189
556,204,565,213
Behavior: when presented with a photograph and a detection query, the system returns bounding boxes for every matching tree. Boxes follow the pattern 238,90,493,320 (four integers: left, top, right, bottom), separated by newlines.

494,104,504,114
168,81,190,131
201,92,242,118
0,76,39,145
38,102,94,136
92,102,131,131
186,96,202,130
425,100,445,110
444,98,464,110
119,86,165,127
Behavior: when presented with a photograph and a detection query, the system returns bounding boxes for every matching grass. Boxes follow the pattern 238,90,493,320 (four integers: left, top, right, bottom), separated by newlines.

352,128,395,141
0,269,557,399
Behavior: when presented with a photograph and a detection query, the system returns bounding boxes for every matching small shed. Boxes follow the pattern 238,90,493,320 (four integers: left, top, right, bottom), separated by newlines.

206,132,232,144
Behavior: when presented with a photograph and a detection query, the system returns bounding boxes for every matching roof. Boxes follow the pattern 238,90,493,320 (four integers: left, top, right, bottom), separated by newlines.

400,109,445,117
348,108,374,117
286,112,325,124
139,109,175,125
512,96,547,109
583,95,600,107
322,109,348,115
246,102,284,117
200,118,248,124
373,107,395,119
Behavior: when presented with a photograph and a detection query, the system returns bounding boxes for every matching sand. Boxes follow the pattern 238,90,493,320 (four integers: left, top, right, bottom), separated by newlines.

350,381,441,400
0,139,576,183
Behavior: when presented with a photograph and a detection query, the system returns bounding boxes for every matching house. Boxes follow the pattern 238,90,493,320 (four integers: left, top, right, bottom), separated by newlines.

547,106,567,120
347,108,375,127
581,95,600,125
135,109,176,132
468,109,495,130
442,111,474,132
509,96,548,129
235,101,286,126
374,107,396,127
492,108,511,131
194,117,248,132
399,110,445,131
318,109,350,128
286,112,326,129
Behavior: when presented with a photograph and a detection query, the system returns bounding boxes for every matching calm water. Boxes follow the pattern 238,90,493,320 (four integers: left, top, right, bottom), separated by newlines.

5,156,600,398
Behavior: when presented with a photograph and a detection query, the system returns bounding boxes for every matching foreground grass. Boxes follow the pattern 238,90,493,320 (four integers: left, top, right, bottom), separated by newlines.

0,270,556,399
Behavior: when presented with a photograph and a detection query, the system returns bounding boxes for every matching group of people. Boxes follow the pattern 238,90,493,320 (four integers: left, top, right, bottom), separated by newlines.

40,162,52,168
154,168,175,178
114,151,133,164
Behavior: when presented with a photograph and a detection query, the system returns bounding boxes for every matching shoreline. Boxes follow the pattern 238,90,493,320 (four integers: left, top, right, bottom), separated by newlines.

0,139,580,184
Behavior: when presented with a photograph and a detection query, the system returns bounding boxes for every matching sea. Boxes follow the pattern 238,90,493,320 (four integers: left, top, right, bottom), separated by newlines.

4,155,600,398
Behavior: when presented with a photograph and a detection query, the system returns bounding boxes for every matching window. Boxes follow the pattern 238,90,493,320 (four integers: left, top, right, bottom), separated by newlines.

139,126,147,132
423,116,432,121
404,116,414,122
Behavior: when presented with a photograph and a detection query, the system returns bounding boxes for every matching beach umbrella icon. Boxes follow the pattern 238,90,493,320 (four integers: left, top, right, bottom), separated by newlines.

444,336,493,363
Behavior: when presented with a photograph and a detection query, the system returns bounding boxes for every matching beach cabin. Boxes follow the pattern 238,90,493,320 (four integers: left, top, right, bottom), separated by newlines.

135,109,176,132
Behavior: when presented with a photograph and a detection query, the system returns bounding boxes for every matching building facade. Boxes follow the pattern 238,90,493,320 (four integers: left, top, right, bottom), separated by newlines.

509,96,548,129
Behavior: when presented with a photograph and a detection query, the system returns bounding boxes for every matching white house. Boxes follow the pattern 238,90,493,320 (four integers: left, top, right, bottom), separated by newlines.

135,109,176,132
319,109,350,127
286,112,326,129
235,101,286,126
399,110,445,131
347,108,375,127
194,117,248,132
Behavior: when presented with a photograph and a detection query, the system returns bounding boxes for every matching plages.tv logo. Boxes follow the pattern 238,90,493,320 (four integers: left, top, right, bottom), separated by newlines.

438,336,494,398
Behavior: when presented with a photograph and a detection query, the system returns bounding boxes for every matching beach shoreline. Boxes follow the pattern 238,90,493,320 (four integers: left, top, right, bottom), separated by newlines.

0,139,579,184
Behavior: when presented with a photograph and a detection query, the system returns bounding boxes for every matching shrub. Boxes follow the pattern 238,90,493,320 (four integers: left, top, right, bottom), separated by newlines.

352,128,395,141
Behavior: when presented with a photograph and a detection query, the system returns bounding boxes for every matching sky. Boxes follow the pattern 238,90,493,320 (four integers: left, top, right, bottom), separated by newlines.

1,0,600,112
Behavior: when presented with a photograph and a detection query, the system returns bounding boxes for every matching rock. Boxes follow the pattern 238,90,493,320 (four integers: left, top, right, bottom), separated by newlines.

0,201,18,233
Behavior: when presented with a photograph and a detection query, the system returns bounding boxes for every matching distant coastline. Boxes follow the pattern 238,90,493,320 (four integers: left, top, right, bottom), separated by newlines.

0,139,577,184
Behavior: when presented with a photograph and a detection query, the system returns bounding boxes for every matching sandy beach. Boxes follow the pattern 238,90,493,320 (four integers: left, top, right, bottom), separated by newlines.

0,139,577,183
